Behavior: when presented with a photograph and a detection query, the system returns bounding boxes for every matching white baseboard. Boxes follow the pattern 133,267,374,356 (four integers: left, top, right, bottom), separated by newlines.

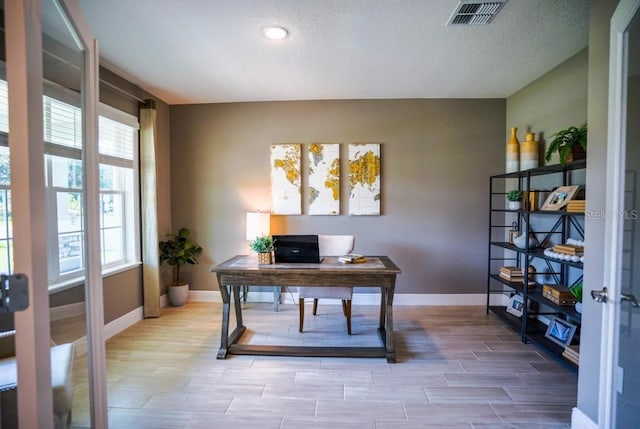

187,290,504,306
50,302,85,321
571,407,598,429
68,306,144,357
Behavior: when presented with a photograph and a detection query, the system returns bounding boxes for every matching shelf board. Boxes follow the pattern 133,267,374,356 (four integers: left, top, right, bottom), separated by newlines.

491,159,586,179
489,209,584,217
527,287,583,321
528,249,584,268
527,330,579,369
490,242,584,269
488,305,523,332
489,274,532,293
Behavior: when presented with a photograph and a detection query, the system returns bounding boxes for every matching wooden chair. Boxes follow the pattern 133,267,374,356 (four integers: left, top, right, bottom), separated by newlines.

298,235,355,334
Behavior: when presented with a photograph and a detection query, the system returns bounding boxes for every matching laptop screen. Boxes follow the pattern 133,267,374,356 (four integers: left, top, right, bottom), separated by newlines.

273,235,322,263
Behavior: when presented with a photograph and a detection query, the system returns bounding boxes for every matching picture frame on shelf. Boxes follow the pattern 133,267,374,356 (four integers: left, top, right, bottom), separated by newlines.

506,294,525,317
540,185,580,211
544,316,577,347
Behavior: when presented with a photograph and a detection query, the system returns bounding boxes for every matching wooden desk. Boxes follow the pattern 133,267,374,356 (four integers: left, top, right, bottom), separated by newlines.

210,255,401,363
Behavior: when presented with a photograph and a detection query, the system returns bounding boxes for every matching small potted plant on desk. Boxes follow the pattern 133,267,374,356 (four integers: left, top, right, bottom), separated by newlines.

249,236,274,265
159,227,203,306
507,190,523,210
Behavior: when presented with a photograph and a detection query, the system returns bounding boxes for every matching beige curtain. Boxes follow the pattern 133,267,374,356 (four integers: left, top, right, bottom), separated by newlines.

139,100,161,317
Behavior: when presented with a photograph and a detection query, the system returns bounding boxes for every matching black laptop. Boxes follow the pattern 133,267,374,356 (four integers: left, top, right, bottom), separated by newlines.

273,235,323,263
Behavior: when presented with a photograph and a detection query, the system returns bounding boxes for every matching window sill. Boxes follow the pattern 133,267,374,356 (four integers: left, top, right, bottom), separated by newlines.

48,261,142,294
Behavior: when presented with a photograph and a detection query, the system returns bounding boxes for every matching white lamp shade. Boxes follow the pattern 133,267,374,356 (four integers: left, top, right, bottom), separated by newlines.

246,212,271,240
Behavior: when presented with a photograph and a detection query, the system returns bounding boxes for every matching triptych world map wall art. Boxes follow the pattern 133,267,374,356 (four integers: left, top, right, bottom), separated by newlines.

270,143,381,216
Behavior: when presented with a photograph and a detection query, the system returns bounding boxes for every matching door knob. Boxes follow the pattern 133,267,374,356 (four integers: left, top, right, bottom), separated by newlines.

621,292,640,308
591,287,608,303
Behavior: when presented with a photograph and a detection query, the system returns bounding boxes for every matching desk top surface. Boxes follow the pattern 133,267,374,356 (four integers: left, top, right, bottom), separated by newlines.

210,255,401,274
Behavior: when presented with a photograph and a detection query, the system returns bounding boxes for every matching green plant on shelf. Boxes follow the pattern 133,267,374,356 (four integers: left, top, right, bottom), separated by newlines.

545,123,587,165
506,190,523,202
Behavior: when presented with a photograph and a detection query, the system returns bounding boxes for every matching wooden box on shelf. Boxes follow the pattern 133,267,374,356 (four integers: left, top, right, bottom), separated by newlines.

542,284,578,306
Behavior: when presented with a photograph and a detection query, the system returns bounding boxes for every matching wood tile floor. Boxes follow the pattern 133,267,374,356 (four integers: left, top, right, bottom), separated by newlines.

70,302,577,428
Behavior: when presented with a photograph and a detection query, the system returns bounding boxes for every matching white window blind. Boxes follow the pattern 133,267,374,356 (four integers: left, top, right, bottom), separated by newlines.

0,80,8,134
43,96,82,149
98,116,134,161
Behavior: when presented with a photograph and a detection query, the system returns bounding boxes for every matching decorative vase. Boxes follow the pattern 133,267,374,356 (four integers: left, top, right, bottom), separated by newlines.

508,201,521,210
168,283,189,307
512,232,539,249
506,127,520,173
258,252,273,265
521,132,539,170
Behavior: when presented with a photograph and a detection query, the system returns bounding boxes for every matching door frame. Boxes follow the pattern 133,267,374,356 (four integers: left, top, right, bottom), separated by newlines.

6,0,108,427
600,0,640,427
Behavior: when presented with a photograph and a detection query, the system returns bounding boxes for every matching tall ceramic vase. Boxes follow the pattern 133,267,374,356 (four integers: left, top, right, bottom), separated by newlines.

506,127,520,173
521,132,539,170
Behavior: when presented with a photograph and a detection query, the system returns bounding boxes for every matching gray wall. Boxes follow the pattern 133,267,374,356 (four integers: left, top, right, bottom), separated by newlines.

506,48,588,156
169,99,505,295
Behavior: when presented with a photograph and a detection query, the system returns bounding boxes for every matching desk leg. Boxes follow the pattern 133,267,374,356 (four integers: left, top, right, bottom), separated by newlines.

384,286,396,362
233,285,243,327
379,288,386,331
217,283,231,359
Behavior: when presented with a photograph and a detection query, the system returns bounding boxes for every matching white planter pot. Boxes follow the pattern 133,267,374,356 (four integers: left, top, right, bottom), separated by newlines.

168,283,189,307
508,201,521,210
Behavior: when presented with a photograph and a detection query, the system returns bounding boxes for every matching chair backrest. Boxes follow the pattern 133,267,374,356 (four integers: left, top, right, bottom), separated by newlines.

318,235,355,257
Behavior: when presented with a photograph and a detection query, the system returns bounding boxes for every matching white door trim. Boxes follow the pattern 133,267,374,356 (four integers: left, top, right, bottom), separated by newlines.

600,1,640,427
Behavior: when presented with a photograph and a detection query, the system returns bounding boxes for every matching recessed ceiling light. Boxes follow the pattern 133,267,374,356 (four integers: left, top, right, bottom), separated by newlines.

262,26,289,40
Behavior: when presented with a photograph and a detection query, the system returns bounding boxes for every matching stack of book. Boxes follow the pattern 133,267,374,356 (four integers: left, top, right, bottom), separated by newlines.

553,244,584,256
566,200,586,213
338,254,367,264
562,345,580,365
498,266,535,285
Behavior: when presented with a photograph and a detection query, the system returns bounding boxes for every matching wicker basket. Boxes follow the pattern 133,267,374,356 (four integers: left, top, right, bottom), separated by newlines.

257,252,273,265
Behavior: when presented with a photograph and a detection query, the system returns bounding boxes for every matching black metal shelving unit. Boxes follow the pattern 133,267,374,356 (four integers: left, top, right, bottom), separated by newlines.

487,160,586,368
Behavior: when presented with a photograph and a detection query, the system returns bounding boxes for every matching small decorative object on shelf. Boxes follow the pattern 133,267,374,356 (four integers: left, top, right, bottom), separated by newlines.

545,316,578,347
506,127,520,173
526,190,540,211
506,294,525,317
540,185,580,210
543,238,585,262
566,200,586,213
499,265,536,285
569,280,583,313
506,189,523,210
563,345,580,365
542,284,579,306
545,123,587,165
249,235,274,264
508,221,518,244
512,232,538,249
520,132,539,170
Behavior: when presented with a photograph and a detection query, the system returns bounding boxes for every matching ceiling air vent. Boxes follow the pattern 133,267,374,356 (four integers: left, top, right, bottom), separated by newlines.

447,1,507,26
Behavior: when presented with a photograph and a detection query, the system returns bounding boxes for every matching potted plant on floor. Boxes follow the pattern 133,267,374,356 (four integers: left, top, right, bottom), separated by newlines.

159,227,203,306
506,189,523,210
249,235,274,264
545,123,587,165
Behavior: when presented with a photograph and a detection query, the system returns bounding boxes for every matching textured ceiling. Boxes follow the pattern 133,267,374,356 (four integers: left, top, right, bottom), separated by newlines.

76,0,589,105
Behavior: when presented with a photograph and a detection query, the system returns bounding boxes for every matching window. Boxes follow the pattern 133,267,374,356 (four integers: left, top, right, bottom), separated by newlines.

0,79,140,289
